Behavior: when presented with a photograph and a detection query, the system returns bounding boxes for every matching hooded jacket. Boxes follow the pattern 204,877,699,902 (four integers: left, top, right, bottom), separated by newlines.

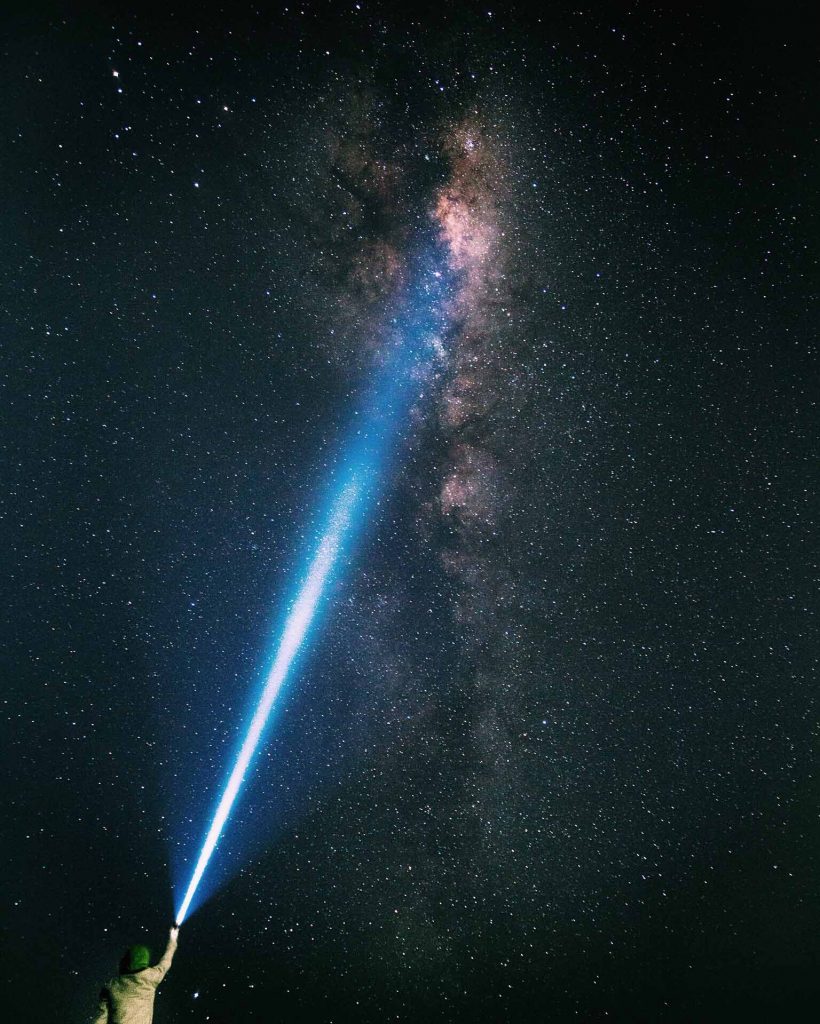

90,933,177,1024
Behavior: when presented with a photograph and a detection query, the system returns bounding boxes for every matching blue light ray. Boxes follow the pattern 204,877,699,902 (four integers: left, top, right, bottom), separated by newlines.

175,477,361,925
174,241,452,925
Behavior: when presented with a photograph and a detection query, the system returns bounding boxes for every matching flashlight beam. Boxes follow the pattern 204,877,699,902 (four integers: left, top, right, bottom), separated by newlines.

174,241,451,925
175,477,361,925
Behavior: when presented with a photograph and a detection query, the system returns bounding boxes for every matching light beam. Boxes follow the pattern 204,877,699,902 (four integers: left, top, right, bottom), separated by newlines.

174,244,451,925
175,477,361,925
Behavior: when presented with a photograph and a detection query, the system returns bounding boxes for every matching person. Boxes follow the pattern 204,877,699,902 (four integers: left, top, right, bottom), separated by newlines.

90,926,179,1024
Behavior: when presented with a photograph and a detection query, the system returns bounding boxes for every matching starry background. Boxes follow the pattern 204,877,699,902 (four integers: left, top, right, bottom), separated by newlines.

2,3,817,1021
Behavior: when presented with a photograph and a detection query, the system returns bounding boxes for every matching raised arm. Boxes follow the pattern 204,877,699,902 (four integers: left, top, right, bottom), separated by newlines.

141,927,179,986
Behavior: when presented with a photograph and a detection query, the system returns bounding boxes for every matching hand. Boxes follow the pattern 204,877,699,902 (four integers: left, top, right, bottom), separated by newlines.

170,926,180,943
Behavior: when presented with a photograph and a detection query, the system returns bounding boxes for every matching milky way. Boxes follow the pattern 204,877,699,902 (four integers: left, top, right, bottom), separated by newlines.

433,120,511,629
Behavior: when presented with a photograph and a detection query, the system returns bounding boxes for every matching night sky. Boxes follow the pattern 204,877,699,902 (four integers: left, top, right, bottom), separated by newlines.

2,3,817,1022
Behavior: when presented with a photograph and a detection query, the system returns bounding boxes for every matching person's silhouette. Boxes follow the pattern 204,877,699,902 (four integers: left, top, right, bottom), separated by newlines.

89,926,178,1024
